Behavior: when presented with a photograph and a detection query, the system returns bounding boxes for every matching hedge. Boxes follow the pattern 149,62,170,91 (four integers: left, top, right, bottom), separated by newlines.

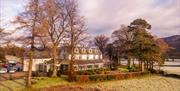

76,72,147,83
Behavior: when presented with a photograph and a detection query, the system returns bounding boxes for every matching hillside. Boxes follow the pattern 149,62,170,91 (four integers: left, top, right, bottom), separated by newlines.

163,35,180,51
162,35,180,58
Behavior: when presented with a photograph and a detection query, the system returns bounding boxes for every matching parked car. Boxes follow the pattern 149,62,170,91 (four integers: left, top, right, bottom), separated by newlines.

0,68,8,73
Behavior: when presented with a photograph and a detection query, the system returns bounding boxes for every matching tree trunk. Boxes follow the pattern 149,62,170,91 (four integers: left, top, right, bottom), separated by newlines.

21,56,24,71
144,61,147,70
141,61,144,72
26,52,33,87
132,58,135,66
139,60,141,71
51,44,58,77
69,59,75,81
147,61,149,69
118,57,121,66
149,61,153,70
127,56,131,68
68,47,75,81
152,62,154,69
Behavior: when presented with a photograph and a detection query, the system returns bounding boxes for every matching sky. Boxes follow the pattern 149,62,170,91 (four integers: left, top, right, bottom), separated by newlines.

0,0,180,38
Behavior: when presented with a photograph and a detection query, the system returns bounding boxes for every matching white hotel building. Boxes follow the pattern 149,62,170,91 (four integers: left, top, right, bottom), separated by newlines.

59,46,109,71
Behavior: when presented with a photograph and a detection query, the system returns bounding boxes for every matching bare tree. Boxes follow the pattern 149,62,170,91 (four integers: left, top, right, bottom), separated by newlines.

38,0,68,77
0,28,12,47
0,28,6,46
63,0,87,81
13,0,41,86
94,35,109,59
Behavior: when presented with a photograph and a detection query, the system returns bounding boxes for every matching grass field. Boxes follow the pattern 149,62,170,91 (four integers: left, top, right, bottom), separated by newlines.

0,60,180,91
0,77,73,91
0,75,180,91
81,75,180,91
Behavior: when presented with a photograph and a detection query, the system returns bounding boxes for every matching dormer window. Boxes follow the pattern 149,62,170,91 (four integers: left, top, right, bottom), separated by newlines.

94,49,98,54
88,48,92,53
74,48,79,53
81,48,86,53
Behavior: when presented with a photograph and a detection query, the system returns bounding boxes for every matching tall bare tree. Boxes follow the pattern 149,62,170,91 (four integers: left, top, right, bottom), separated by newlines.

0,25,6,61
38,0,68,77
94,35,109,59
13,0,41,86
63,0,87,81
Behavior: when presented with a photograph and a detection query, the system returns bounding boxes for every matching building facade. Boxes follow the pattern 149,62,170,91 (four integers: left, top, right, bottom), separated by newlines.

22,47,110,72
23,58,51,71
59,47,109,71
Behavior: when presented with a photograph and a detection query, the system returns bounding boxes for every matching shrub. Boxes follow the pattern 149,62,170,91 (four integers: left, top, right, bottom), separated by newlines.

76,72,142,82
159,70,165,75
118,68,129,72
77,68,110,75
77,75,90,82
141,71,150,76
107,74,114,80
128,66,138,72
89,75,99,81
148,69,157,74
47,69,53,77
114,73,125,80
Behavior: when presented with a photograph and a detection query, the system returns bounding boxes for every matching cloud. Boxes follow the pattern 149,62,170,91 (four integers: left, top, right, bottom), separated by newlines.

1,0,180,38
0,0,27,29
79,0,180,37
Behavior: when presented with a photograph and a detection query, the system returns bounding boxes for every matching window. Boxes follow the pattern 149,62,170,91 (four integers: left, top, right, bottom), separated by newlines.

79,66,84,70
88,55,94,60
87,65,92,69
95,55,99,60
68,55,71,60
81,55,87,60
74,48,79,53
88,49,92,53
81,48,86,53
95,65,99,68
75,55,79,60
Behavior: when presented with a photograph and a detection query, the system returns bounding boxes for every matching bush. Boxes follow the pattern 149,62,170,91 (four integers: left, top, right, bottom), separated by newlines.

114,73,125,80
76,68,110,75
107,74,114,80
159,70,165,75
128,66,138,72
141,71,150,76
76,75,90,82
118,68,129,72
77,72,142,82
148,69,157,74
77,70,95,75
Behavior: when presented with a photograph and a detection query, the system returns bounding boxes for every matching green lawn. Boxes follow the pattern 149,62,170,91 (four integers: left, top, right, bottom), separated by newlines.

31,77,72,89
0,77,72,91
0,75,180,91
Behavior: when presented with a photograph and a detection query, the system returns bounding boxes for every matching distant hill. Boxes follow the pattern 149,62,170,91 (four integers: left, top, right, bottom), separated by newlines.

162,35,180,58
162,35,180,51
